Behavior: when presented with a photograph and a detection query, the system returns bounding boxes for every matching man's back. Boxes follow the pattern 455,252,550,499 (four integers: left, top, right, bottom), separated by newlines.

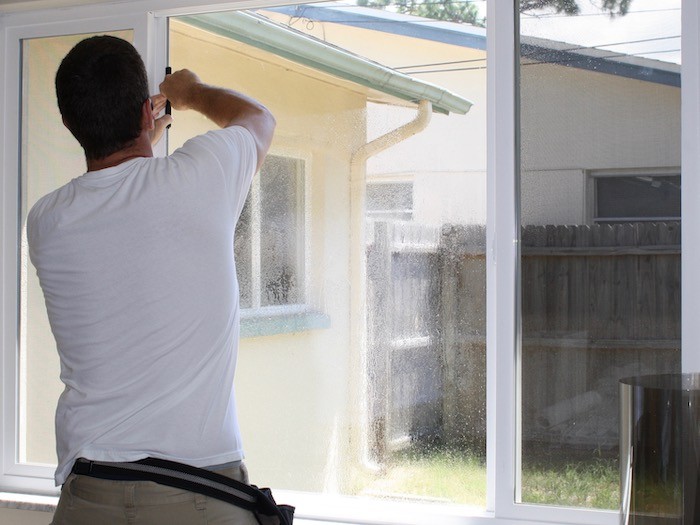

28,126,257,486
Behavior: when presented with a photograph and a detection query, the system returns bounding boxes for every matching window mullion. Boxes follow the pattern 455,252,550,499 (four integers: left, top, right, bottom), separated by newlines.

682,0,700,373
486,0,519,516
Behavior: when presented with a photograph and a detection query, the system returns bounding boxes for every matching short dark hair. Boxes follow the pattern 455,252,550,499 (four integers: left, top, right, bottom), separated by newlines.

55,35,149,161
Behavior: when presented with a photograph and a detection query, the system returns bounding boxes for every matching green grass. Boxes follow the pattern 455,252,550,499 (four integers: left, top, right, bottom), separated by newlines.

359,448,487,505
521,456,619,509
356,446,621,510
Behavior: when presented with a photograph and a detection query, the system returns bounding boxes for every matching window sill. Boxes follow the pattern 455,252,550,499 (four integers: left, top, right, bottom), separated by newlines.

240,307,330,338
0,493,346,525
0,492,58,513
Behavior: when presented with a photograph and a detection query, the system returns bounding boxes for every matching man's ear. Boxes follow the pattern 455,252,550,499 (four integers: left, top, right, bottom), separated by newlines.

141,98,155,132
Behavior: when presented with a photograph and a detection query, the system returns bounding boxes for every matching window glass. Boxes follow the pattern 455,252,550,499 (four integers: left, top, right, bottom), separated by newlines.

519,0,681,509
19,30,134,466
260,156,304,306
169,1,487,505
595,174,681,222
233,155,305,309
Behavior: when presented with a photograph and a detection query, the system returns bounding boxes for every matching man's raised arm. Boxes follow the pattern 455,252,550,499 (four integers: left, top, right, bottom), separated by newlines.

160,69,276,170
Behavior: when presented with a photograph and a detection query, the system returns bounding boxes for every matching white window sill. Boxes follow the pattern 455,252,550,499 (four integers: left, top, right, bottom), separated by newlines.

0,492,58,513
0,493,341,525
240,306,330,338
0,490,499,525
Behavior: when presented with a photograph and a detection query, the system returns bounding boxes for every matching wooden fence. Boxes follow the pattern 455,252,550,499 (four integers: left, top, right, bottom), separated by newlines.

366,221,681,461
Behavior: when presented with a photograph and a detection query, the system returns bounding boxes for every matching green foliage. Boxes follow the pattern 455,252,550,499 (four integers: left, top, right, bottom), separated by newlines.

357,0,484,26
356,447,487,504
521,0,632,15
356,0,634,26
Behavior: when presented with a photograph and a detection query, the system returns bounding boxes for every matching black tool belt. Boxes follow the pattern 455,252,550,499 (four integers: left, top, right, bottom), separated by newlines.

72,457,294,525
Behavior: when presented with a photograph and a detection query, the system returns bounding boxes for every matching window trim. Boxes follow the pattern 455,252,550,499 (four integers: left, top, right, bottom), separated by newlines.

0,1,695,524
240,305,330,338
234,147,322,337
682,0,700,373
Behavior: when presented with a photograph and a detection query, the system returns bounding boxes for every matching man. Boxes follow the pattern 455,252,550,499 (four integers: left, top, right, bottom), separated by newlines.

27,35,275,524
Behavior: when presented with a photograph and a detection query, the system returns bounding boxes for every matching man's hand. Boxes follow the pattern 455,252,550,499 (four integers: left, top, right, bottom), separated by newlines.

159,69,202,111
149,94,173,147
158,68,276,170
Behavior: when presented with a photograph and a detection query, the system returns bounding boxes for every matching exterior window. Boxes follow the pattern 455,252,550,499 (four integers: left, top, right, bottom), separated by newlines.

366,181,413,221
3,2,697,525
593,172,681,223
169,5,485,507
519,0,681,512
235,155,306,309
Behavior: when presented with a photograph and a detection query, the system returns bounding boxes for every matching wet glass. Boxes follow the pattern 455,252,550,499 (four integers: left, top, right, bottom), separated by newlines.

260,156,304,307
169,1,487,505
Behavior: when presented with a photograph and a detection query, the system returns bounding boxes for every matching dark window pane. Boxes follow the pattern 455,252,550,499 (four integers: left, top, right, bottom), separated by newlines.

597,175,680,221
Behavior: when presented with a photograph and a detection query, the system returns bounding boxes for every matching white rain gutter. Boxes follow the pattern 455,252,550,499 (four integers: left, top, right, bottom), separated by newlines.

180,12,472,115
349,100,432,469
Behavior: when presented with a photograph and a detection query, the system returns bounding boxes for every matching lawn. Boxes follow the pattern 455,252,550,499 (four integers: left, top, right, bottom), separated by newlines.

356,446,620,510
358,448,487,505
521,455,619,509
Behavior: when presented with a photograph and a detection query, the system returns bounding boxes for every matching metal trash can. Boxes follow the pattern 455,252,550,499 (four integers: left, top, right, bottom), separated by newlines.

620,374,700,525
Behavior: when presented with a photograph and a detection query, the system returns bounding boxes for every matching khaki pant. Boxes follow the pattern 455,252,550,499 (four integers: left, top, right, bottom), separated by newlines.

51,464,260,524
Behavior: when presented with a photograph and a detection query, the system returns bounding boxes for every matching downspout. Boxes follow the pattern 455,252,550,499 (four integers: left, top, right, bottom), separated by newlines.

349,100,432,470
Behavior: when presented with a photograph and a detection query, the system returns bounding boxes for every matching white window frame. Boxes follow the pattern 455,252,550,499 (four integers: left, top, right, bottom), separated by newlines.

0,1,698,524
0,6,154,496
234,147,321,338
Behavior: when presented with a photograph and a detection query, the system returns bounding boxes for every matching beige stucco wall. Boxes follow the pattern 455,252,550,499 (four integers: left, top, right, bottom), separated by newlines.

520,62,681,225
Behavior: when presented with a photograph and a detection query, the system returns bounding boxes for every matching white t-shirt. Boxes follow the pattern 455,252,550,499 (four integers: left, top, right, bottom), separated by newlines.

27,126,257,486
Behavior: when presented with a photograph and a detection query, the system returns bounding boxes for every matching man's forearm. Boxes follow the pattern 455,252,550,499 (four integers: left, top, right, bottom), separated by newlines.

187,83,270,130
160,70,276,169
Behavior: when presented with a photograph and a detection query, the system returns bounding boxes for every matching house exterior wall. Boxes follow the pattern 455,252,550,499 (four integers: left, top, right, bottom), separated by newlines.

20,30,135,466
260,9,681,228
260,10,488,226
520,62,681,226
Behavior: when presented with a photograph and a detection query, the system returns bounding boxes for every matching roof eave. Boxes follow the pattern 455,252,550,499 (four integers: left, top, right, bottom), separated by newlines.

180,11,473,115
